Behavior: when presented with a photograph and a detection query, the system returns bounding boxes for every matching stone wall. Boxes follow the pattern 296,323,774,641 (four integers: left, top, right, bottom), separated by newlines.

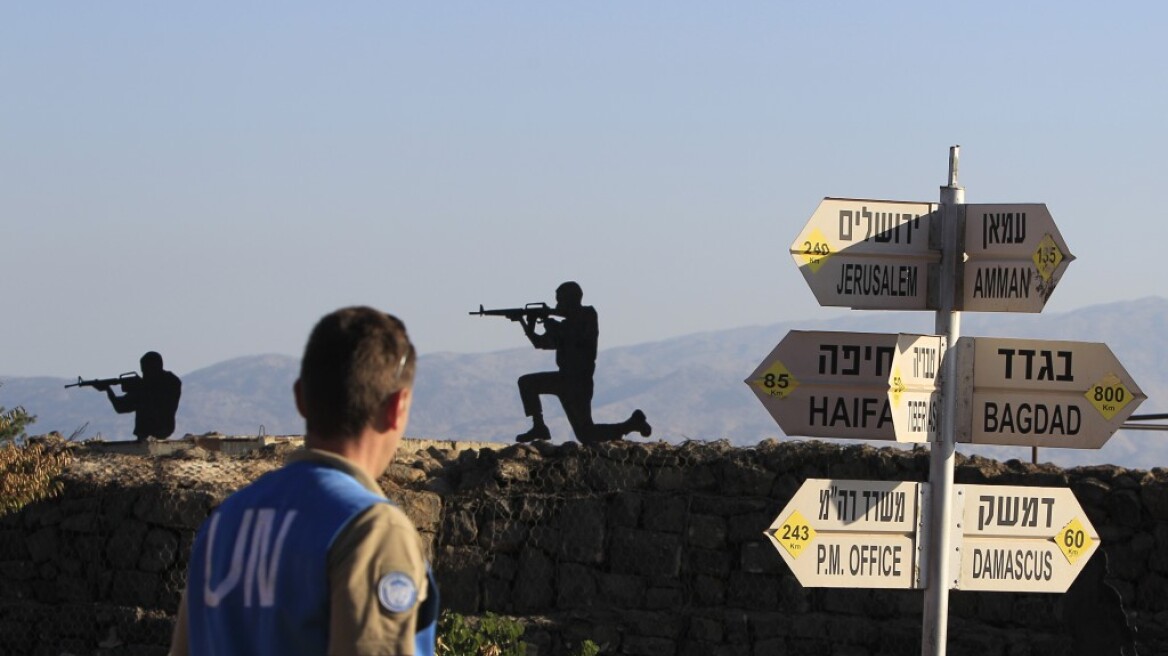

1,438,1166,655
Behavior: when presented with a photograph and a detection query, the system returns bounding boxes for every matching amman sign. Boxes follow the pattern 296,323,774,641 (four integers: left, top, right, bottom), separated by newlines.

953,484,1100,593
790,198,938,310
764,479,926,589
956,337,1146,449
961,204,1075,313
745,331,943,442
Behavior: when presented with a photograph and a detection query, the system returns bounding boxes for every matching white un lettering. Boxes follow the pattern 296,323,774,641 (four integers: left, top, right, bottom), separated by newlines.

203,508,298,608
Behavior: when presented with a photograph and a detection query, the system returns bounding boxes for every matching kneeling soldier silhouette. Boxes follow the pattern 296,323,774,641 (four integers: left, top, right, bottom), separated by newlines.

511,281,651,445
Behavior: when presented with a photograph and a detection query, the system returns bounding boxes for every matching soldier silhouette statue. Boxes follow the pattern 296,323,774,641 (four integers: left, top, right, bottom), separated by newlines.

472,281,651,445
68,351,183,442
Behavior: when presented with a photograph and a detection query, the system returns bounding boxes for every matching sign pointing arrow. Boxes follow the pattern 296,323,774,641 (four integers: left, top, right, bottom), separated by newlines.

745,331,943,442
790,198,938,310
957,337,1146,449
954,484,1100,593
764,480,1102,594
962,204,1075,313
764,479,926,589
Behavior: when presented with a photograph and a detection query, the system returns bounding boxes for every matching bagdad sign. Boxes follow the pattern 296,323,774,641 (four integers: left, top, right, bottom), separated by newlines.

745,331,944,442
764,479,927,589
953,484,1099,593
955,336,1146,449
790,198,938,311
961,204,1075,313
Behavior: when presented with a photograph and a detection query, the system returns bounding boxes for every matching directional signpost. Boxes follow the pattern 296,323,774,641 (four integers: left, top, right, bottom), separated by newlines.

752,147,1142,655
764,479,926,589
959,337,1146,449
744,331,942,442
953,484,1099,593
790,198,938,310
962,204,1075,313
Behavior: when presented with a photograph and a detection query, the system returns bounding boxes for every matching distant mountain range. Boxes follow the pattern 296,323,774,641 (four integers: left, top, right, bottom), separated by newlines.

4,297,1166,469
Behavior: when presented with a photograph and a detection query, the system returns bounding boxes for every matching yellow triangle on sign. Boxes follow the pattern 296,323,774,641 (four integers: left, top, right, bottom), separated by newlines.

1032,233,1065,281
890,367,907,406
748,360,800,399
795,228,833,273
771,510,817,559
1085,373,1135,421
1054,517,1093,565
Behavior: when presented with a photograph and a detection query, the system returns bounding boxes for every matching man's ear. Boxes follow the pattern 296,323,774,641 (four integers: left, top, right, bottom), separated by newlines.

293,379,307,419
385,387,412,430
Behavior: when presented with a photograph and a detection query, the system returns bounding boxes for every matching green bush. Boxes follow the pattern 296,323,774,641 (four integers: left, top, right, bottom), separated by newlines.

0,381,36,445
0,405,34,445
437,611,526,656
574,640,600,656
436,611,600,656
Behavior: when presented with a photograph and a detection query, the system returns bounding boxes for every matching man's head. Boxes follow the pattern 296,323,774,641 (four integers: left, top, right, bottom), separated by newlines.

295,307,416,441
140,351,164,375
555,281,583,309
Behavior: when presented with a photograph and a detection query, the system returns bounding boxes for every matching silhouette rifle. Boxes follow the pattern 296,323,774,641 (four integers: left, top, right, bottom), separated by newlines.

469,303,562,324
65,372,141,390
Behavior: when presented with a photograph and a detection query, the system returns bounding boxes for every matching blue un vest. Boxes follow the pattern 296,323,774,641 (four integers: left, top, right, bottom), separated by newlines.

187,460,438,655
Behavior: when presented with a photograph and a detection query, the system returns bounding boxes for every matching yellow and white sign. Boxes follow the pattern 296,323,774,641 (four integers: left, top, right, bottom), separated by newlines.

960,337,1146,449
764,479,925,589
961,204,1075,313
790,198,938,311
954,484,1101,593
745,331,942,443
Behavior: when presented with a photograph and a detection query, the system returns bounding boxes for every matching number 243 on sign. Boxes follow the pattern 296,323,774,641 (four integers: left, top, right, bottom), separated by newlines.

772,510,817,559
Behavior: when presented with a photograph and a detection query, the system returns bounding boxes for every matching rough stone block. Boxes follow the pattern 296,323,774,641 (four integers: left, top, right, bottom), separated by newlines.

621,635,676,656
555,562,597,609
513,546,554,613
598,572,645,607
610,527,680,578
0,529,28,561
434,545,483,614
442,509,477,546
642,495,687,534
139,528,179,573
739,541,783,574
26,527,58,563
686,547,731,577
554,498,605,563
686,514,727,550
106,520,148,570
109,570,158,607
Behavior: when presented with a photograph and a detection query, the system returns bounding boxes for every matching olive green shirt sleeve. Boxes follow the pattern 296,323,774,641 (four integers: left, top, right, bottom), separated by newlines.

327,501,430,656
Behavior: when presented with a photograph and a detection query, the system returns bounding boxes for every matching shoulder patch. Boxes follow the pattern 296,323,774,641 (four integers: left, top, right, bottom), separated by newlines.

378,571,418,613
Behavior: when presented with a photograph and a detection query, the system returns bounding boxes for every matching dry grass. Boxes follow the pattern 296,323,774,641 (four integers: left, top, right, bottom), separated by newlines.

0,437,73,515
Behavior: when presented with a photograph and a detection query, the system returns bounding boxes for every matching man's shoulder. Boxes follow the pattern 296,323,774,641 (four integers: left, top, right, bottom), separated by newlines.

361,500,419,531
216,459,380,512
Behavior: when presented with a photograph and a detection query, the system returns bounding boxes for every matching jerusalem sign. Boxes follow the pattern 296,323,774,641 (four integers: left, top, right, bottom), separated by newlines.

745,331,943,442
790,198,938,310
764,479,926,589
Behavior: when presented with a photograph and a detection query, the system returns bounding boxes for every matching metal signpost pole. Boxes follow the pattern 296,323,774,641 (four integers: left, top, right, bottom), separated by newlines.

923,146,964,656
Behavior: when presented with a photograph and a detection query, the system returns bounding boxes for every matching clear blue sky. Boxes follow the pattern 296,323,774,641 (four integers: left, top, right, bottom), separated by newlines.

3,3,1164,377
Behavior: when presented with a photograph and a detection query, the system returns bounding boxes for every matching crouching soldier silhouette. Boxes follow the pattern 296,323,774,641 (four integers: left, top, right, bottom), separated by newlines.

96,351,182,441
514,281,651,445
